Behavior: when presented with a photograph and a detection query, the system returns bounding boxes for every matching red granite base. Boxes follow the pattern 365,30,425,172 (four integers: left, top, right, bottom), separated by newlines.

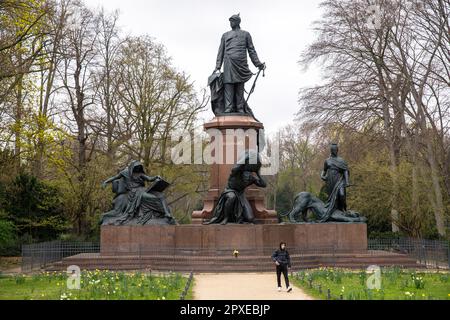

100,223,367,255
45,224,425,272
191,115,278,224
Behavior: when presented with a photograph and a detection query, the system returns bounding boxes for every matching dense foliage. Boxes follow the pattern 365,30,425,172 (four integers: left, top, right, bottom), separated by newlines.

0,0,209,254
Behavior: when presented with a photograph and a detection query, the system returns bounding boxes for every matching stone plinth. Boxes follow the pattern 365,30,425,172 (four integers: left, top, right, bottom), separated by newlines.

191,114,277,224
100,223,367,255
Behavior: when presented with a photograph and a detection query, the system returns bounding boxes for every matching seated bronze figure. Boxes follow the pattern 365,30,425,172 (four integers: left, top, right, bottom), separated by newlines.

100,160,176,225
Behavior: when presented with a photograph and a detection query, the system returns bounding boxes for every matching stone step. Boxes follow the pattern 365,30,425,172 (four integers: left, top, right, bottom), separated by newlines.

43,251,422,272
46,263,422,272
80,256,413,262
58,259,416,268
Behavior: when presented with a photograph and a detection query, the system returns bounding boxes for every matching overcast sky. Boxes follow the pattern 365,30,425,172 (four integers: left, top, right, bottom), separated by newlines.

84,0,325,134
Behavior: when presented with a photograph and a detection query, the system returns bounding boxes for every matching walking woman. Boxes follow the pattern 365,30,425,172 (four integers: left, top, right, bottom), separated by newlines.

271,242,292,292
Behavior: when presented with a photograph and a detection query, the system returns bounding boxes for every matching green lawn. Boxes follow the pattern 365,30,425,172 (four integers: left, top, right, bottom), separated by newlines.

0,270,192,300
292,267,450,300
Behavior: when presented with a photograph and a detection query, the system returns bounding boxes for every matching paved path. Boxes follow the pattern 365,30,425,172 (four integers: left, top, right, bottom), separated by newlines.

193,273,314,300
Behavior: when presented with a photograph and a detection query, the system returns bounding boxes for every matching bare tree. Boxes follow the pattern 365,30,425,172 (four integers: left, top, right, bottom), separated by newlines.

57,0,99,233
298,0,449,236
89,8,124,161
33,0,71,177
115,36,207,168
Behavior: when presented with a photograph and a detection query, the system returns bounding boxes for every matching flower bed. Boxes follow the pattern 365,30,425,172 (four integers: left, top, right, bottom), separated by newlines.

292,267,450,300
0,270,192,300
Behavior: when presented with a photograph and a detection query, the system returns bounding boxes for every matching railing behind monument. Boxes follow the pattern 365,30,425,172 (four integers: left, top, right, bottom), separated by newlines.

368,238,449,269
136,245,338,273
21,238,449,272
21,240,100,272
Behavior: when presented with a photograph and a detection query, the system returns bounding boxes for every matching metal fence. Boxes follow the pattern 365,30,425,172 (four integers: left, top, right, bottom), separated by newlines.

368,238,449,269
179,272,194,300
21,238,449,272
21,240,100,272
134,245,340,273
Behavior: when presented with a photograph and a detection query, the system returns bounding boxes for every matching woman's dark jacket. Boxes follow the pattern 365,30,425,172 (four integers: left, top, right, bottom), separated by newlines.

271,249,291,268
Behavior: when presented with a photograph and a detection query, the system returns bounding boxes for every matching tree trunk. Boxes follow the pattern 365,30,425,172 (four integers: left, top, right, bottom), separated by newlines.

425,138,446,237
14,73,23,172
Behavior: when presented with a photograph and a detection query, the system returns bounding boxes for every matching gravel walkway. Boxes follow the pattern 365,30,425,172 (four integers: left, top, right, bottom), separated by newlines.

193,272,314,300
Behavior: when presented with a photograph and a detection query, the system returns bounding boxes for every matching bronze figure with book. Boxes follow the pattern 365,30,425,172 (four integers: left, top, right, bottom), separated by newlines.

100,161,177,225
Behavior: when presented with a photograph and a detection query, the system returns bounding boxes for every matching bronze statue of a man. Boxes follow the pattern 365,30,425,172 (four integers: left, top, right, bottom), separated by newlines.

214,14,265,113
320,143,350,212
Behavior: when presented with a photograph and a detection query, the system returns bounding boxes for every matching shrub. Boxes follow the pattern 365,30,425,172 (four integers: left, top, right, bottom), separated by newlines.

0,219,18,256
5,173,68,241
0,219,16,245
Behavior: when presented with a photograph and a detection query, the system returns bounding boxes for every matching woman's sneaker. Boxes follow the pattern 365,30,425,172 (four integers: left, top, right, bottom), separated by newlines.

287,287,292,292
277,287,282,292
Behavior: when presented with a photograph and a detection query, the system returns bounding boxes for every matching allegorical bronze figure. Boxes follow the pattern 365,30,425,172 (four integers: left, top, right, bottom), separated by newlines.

210,14,265,116
204,150,266,225
281,143,366,223
100,160,177,225
280,192,367,223
321,143,350,212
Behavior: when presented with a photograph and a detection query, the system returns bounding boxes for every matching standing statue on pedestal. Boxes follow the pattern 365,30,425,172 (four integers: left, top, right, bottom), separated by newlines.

209,14,265,116
321,143,350,213
100,160,177,225
280,143,366,223
204,150,266,225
